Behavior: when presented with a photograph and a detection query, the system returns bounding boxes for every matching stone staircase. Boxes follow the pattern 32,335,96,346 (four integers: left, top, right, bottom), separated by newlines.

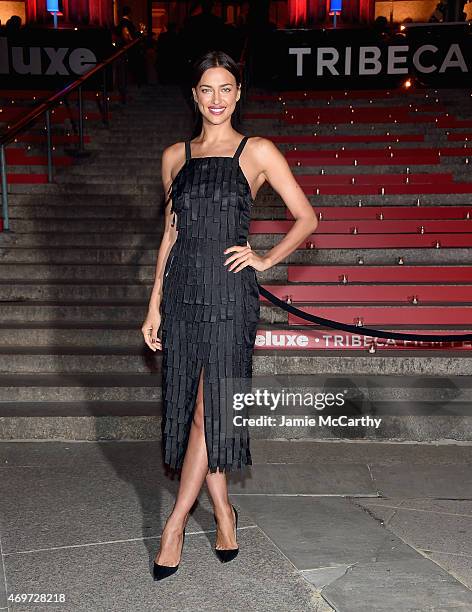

0,83,471,443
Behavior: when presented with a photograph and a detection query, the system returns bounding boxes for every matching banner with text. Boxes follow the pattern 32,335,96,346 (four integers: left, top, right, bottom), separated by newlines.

271,24,472,89
0,27,114,90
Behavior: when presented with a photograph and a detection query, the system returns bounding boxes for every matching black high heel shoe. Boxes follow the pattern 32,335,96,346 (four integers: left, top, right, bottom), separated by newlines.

153,527,186,581
214,504,239,563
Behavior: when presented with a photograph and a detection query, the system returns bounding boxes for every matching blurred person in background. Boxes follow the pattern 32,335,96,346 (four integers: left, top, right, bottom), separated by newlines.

156,22,183,84
116,5,146,86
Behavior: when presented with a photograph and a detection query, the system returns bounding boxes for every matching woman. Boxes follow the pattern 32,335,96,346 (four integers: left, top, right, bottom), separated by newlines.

141,50,318,580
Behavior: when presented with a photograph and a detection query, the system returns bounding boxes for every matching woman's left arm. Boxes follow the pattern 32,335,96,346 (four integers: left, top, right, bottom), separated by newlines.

224,138,318,272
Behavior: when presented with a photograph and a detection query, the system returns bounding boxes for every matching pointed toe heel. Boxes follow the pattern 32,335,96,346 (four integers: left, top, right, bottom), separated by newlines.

215,546,239,563
214,505,239,563
153,528,186,581
153,563,179,581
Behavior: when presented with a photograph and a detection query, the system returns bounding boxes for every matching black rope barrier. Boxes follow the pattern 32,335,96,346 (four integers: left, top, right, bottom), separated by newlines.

257,283,472,343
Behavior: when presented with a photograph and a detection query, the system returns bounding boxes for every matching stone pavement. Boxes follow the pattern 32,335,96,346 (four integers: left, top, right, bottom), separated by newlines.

0,439,471,612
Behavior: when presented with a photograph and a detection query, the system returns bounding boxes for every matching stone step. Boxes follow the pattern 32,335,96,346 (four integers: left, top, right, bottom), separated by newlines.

59,167,472,184
0,376,470,441
242,109,455,119
0,347,469,375
0,248,470,282
303,193,472,205
6,204,471,226
1,233,164,248
245,99,466,108
244,102,454,112
6,194,472,224
6,192,472,207
0,284,156,301
0,248,470,269
0,271,470,303
5,194,162,206
1,409,469,442
8,183,472,205
2,165,53,174
240,122,460,135
8,205,162,219
0,322,469,350
0,265,273,285
68,141,455,156
52,174,165,185
99,132,448,144
0,372,469,403
0,301,281,323
9,183,161,195
110,101,446,117
50,160,462,176
8,206,164,220
53,164,470,181
70,138,451,153
77,125,460,136
275,135,461,145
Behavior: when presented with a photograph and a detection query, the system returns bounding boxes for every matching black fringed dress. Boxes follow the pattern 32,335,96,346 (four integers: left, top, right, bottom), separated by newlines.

159,135,260,473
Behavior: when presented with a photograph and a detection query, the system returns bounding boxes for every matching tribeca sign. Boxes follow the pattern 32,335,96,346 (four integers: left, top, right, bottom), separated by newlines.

289,43,469,77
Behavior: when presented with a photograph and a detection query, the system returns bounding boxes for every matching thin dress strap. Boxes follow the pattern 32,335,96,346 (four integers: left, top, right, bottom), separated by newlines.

169,142,190,228
233,136,249,161
185,140,192,161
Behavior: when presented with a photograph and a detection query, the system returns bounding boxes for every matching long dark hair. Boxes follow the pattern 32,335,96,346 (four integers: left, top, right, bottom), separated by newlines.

189,50,242,140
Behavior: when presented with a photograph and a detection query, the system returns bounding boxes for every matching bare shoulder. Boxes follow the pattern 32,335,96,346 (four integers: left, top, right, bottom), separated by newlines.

247,135,277,153
162,141,186,177
246,136,284,175
163,141,185,158
247,136,281,161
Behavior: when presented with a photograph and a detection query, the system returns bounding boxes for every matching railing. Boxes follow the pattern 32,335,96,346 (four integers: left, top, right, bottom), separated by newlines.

0,36,145,231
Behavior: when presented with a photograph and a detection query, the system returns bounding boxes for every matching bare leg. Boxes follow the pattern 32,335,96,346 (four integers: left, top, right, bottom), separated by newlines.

155,366,209,566
205,471,238,550
204,378,237,549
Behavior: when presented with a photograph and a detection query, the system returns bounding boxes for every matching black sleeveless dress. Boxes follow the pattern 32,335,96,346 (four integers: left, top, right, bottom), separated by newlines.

160,135,260,473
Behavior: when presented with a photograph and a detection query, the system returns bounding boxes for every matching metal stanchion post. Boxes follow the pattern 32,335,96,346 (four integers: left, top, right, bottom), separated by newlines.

0,144,9,231
102,68,109,126
65,85,91,158
45,109,53,182
78,85,84,153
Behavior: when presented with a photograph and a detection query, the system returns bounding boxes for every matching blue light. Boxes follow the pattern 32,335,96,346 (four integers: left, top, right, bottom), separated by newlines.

47,0,59,11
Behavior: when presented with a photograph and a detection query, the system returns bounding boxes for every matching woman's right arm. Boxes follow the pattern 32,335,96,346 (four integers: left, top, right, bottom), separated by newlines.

141,144,181,351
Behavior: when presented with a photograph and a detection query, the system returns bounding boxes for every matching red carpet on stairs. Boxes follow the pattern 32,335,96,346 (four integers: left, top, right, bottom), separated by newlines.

288,306,472,326
261,284,472,303
3,84,472,352
0,89,106,188
286,206,472,220
288,265,472,283
244,85,472,350
254,219,470,233
269,134,425,143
